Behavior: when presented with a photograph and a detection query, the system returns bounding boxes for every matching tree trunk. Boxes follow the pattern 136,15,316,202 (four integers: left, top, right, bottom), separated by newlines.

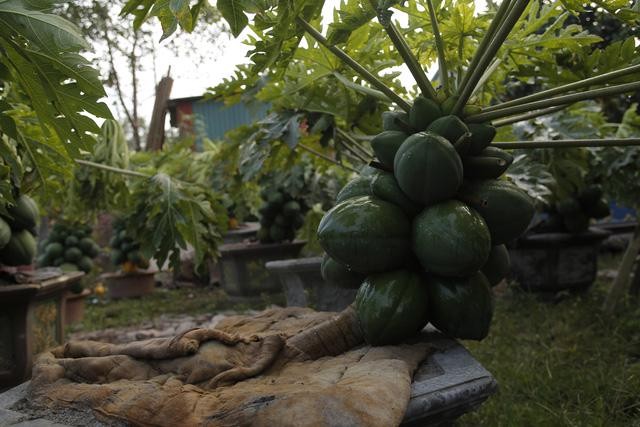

130,31,141,150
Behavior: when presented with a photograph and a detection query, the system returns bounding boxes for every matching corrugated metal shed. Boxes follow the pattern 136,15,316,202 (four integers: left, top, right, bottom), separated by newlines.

167,96,269,145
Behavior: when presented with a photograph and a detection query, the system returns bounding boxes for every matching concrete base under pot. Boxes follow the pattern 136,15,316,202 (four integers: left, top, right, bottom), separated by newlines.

218,240,305,298
265,257,358,312
509,227,611,292
103,270,156,299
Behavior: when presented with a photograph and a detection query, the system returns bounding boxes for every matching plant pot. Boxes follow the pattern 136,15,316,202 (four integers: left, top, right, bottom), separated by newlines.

63,289,91,325
265,257,358,312
223,222,260,244
0,271,84,388
103,270,156,299
509,227,611,292
207,223,261,286
219,240,305,297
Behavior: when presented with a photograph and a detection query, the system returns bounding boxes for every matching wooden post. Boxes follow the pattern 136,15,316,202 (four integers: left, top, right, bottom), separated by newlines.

146,69,173,151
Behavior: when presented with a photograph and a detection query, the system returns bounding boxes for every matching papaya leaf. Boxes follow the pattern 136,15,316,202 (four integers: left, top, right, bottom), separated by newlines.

217,0,249,37
0,0,110,154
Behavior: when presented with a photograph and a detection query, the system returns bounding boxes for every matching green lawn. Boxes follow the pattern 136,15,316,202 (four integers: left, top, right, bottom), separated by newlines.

69,255,640,425
460,253,640,426
68,287,285,334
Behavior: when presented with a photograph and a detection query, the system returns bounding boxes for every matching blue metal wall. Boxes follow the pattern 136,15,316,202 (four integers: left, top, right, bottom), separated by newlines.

191,99,269,142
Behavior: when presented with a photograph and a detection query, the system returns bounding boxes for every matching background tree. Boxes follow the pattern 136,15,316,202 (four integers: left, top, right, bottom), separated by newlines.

55,0,227,150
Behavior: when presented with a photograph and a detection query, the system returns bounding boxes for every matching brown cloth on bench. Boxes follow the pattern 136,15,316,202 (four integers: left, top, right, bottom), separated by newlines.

27,307,431,427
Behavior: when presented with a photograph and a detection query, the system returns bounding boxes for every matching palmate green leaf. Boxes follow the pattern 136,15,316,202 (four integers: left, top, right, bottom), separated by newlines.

128,173,224,271
561,0,640,24
0,0,110,154
217,0,249,37
121,0,209,36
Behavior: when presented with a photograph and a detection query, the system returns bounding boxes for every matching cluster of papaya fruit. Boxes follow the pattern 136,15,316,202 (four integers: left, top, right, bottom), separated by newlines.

110,220,150,272
257,188,307,244
37,223,99,273
0,194,39,266
543,185,609,234
319,96,535,344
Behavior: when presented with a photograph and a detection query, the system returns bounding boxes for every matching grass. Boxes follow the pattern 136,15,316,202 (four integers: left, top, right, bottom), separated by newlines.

68,286,285,334
459,253,640,426
67,254,640,425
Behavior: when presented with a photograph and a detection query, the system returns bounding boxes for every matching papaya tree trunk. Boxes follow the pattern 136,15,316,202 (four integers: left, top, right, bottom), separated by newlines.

603,226,640,313
283,305,364,361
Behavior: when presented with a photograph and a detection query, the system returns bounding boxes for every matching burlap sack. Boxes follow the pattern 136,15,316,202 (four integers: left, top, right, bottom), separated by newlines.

27,307,431,426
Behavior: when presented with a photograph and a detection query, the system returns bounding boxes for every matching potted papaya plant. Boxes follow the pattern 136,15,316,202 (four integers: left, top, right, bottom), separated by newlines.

35,221,101,323
103,218,155,299
127,0,640,348
504,106,614,292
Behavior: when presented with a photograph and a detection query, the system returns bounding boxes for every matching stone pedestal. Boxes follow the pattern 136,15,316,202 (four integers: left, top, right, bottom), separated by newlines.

0,271,84,388
509,227,610,292
265,257,357,312
219,240,305,297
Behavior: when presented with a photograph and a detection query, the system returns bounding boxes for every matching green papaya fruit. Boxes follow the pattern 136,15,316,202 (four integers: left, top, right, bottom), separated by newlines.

369,170,422,216
0,217,10,249
89,242,100,258
427,272,493,341
336,176,373,203
426,115,470,145
45,242,64,259
267,192,285,208
127,251,144,264
459,180,535,245
382,111,411,132
0,229,37,266
394,132,463,205
584,199,609,220
259,215,272,228
440,96,459,115
355,269,430,345
463,104,482,116
318,196,411,274
320,254,366,289
78,256,93,274
64,247,82,263
274,214,288,227
269,224,286,242
370,131,408,170
36,254,49,268
468,123,497,155
111,249,125,265
463,147,514,180
282,201,301,218
78,237,95,254
65,235,79,247
6,195,39,230
53,257,64,267
409,96,442,131
413,200,491,277
481,245,510,287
